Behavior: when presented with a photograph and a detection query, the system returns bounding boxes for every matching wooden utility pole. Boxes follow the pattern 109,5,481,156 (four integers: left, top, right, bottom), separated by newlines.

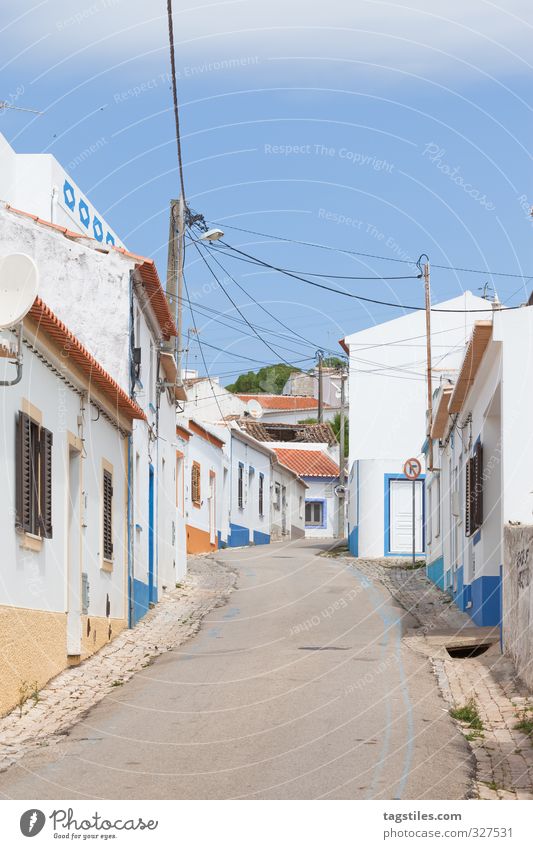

165,195,185,378
317,350,324,423
423,259,433,471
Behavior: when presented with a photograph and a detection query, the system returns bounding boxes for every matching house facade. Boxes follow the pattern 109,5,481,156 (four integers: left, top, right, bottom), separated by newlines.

0,299,144,716
425,305,533,633
342,292,489,558
181,419,227,554
236,393,335,423
225,426,272,547
273,447,340,538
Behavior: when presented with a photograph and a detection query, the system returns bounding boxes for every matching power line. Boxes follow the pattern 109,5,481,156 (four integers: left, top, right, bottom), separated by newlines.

195,236,330,353
209,221,533,279
215,241,525,313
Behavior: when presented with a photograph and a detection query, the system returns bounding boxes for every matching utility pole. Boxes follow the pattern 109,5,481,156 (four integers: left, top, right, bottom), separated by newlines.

422,257,433,471
316,349,324,423
165,195,185,379
338,370,347,539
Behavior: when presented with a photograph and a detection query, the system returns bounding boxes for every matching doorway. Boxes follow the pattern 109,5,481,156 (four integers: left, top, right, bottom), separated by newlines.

67,444,82,657
209,471,216,546
148,464,156,603
388,477,424,555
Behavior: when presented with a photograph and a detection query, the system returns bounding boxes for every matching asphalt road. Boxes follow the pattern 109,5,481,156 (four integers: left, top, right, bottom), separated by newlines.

0,539,472,799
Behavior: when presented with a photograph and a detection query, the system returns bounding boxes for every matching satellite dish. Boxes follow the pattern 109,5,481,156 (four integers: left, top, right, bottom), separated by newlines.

246,399,263,419
0,253,39,330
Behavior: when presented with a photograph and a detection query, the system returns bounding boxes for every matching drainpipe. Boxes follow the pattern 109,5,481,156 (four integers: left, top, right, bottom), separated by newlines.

0,324,23,387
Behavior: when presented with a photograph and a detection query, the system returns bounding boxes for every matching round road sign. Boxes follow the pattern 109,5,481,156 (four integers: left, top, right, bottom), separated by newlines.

403,457,422,480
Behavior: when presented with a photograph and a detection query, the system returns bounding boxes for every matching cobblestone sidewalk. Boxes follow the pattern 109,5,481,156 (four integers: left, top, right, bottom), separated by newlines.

340,555,533,800
0,555,236,774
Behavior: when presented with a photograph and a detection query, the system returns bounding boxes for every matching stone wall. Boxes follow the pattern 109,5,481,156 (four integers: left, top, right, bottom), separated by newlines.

503,525,533,690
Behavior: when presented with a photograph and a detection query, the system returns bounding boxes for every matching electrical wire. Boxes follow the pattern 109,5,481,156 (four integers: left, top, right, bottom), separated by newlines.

214,241,525,313
208,221,533,279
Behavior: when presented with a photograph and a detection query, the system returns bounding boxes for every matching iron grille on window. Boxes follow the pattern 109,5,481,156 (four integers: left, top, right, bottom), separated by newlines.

238,464,244,509
465,442,483,537
191,462,201,505
15,411,53,538
259,473,264,516
103,469,113,560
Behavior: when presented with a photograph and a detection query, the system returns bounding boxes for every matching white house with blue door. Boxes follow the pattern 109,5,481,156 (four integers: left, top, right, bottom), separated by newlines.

225,425,272,547
341,291,488,559
425,304,533,628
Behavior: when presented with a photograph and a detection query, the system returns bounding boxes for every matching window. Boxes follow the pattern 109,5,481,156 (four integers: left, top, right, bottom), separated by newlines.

191,461,201,506
305,500,324,527
426,484,432,544
15,411,53,538
103,468,113,561
465,441,483,537
259,473,264,516
238,462,244,509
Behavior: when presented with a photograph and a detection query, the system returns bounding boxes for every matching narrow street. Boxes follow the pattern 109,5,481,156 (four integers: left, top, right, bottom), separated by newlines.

0,540,471,800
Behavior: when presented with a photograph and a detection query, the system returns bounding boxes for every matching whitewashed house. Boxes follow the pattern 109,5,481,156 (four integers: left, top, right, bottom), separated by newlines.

236,393,335,423
0,199,183,625
0,297,144,716
342,292,488,558
283,366,348,415
224,425,272,547
270,457,307,541
425,303,533,636
179,418,228,553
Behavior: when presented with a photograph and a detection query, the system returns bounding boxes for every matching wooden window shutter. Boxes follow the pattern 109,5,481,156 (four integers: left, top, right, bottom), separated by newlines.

192,463,201,504
15,411,32,533
39,427,53,538
103,469,113,560
465,456,472,537
473,442,483,530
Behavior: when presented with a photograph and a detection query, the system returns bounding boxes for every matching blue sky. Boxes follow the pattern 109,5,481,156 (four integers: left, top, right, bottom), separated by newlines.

1,0,532,381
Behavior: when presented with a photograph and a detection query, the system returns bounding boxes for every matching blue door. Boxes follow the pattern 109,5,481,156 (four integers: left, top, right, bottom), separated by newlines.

148,464,157,603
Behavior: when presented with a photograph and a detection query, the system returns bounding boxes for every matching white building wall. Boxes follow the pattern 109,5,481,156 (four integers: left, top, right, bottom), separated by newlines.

227,433,272,546
271,463,306,541
183,425,226,553
304,478,338,538
184,377,246,422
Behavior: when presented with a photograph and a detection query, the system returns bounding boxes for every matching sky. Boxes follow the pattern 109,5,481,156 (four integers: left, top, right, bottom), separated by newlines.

1,0,532,382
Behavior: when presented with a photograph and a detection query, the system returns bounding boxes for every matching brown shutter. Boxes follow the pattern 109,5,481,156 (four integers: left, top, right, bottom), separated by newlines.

39,427,53,538
15,411,32,533
465,456,472,537
473,442,483,530
103,469,113,559
192,463,201,504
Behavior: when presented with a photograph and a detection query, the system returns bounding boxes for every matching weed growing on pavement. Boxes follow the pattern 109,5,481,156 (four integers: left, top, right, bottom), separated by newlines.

450,698,483,730
514,709,533,740
111,680,124,687
17,680,39,717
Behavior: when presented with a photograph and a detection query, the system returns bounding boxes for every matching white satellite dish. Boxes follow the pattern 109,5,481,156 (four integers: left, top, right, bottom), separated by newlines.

246,399,263,419
0,253,39,330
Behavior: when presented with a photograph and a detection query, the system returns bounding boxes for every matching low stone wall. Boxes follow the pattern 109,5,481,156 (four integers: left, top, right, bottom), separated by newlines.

503,525,533,690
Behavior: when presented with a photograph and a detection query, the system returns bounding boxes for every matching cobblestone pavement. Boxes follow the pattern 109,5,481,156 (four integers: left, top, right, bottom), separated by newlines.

0,555,236,774
337,554,533,800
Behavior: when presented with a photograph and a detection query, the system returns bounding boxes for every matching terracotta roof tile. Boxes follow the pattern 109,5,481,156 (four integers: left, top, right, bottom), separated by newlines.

27,297,146,423
274,448,339,478
237,394,330,411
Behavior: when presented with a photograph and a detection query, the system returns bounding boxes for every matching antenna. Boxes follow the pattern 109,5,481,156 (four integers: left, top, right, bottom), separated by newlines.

0,253,39,329
0,102,43,114
246,398,263,419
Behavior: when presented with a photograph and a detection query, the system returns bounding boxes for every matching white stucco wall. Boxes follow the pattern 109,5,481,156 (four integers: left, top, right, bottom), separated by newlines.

184,377,246,422
183,424,226,546
228,432,272,543
271,463,306,541
0,132,122,246
0,332,128,624
304,477,339,538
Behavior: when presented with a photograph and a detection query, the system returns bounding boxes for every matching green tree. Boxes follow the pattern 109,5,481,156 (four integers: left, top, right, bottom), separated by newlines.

226,363,300,394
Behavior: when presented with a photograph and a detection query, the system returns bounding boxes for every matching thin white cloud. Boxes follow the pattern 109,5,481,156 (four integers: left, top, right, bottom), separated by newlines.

2,0,531,83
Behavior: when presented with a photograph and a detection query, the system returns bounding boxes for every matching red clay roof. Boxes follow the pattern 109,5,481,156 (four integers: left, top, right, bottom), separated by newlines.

5,205,177,340
274,448,339,478
237,394,330,411
27,297,146,423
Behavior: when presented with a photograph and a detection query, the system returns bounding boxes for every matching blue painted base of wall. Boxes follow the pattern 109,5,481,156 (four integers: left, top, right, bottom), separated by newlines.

132,578,150,626
217,530,227,549
429,563,501,627
228,522,250,547
348,525,358,557
253,530,270,545
426,556,445,590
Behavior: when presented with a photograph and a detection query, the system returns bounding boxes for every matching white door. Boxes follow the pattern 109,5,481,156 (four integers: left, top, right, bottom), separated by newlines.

389,479,423,554
209,472,216,545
